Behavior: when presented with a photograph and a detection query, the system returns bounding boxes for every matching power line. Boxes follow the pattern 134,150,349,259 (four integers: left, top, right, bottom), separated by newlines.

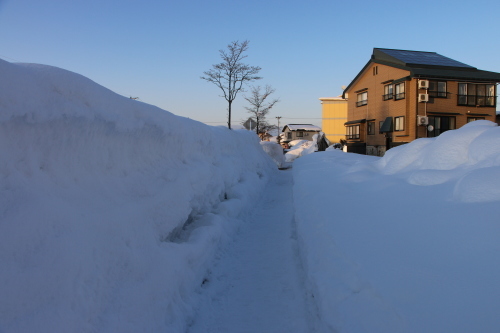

281,117,323,119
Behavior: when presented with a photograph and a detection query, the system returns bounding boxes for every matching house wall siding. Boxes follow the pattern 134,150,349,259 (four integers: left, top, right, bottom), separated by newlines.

416,81,496,132
345,62,497,155
346,63,411,147
320,98,347,143
282,128,320,142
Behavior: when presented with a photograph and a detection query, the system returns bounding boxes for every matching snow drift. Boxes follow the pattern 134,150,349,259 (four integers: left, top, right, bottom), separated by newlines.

293,121,500,332
0,59,276,332
376,120,500,202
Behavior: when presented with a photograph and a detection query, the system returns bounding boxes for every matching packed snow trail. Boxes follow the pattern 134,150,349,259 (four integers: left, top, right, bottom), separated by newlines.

188,169,313,333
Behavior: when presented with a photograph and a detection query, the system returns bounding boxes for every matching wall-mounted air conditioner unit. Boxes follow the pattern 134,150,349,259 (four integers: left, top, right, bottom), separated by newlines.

418,80,429,89
417,115,429,126
418,93,429,102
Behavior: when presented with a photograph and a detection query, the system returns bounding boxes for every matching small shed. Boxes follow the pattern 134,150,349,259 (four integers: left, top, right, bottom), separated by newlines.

282,124,321,142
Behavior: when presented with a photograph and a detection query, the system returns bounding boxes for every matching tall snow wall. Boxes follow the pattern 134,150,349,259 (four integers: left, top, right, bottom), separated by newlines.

0,59,276,332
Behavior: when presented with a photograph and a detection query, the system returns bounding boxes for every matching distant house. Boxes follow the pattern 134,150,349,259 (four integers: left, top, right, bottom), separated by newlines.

319,96,347,144
258,132,272,141
342,48,500,156
282,124,321,142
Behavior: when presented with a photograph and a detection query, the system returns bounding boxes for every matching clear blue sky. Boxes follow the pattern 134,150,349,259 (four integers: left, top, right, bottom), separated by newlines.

1,0,499,128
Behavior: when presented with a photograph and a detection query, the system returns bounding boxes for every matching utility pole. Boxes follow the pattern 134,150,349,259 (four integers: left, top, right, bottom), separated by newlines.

275,116,282,144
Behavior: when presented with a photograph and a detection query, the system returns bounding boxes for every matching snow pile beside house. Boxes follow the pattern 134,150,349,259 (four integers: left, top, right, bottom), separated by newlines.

285,138,318,162
0,59,276,333
293,121,500,332
376,120,500,202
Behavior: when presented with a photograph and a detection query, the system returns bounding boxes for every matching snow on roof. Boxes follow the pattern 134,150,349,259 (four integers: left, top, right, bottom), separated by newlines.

319,96,346,101
284,124,321,132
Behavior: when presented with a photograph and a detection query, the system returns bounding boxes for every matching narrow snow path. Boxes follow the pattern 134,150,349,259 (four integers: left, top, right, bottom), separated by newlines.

188,169,312,333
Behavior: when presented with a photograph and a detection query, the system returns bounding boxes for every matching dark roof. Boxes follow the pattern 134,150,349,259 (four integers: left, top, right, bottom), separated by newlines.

345,119,366,125
373,48,476,70
409,67,500,81
342,48,500,98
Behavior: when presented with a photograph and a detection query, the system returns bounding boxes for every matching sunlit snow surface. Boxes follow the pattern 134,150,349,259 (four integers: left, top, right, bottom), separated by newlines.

293,120,500,332
0,59,276,332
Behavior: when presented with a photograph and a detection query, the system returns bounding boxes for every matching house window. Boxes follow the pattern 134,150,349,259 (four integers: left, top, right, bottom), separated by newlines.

379,121,384,133
305,132,309,136
458,83,495,107
287,132,292,140
467,117,485,123
357,91,368,106
394,116,404,131
373,66,378,75
367,121,375,135
296,131,304,137
429,81,447,98
428,116,456,137
346,125,360,139
395,82,405,100
383,84,393,100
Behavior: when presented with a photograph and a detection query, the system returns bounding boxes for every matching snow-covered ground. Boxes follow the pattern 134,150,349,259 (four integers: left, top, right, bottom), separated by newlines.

1,58,499,333
188,170,313,333
293,120,500,332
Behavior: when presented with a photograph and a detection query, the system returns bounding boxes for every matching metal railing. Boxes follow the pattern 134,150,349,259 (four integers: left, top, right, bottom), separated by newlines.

458,95,495,107
395,92,405,100
382,93,393,101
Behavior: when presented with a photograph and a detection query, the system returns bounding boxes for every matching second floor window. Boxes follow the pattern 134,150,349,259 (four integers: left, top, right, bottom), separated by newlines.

395,83,405,100
458,83,495,107
357,91,368,106
429,81,447,98
383,84,393,100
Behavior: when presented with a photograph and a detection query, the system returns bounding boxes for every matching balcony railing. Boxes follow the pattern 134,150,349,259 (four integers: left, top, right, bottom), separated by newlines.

428,90,448,98
395,92,405,100
458,94,495,107
356,100,368,107
382,93,393,101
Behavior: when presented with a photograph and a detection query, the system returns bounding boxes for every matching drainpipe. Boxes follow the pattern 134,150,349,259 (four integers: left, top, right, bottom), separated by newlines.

416,78,419,139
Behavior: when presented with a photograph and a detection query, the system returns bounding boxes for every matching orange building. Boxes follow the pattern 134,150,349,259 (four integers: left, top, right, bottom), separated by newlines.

343,48,500,155
319,96,347,144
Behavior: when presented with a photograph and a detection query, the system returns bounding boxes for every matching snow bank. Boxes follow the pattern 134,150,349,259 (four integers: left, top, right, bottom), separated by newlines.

376,120,500,201
260,141,290,169
0,59,276,333
293,122,500,332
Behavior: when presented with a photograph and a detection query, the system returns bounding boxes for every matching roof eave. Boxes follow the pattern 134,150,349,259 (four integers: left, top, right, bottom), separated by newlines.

342,59,374,98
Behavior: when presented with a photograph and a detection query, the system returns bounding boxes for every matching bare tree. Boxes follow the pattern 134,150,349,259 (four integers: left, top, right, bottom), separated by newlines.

201,40,262,129
244,85,279,135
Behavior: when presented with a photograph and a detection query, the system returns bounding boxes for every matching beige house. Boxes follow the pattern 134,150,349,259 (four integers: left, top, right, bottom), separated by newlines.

343,48,500,155
319,96,347,143
282,124,321,142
